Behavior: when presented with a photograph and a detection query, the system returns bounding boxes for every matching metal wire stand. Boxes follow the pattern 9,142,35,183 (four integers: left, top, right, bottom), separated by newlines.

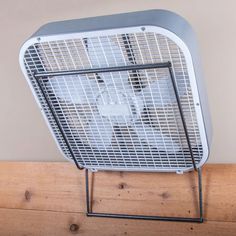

85,168,203,223
35,61,204,223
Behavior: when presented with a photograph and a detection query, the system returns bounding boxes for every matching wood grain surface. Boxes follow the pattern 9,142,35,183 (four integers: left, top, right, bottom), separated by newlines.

0,163,235,235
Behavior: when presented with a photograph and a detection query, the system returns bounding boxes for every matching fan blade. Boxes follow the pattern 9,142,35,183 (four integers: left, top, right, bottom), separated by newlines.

47,75,99,104
87,37,130,89
85,114,113,150
87,37,125,67
100,72,131,91
140,77,186,108
133,122,180,153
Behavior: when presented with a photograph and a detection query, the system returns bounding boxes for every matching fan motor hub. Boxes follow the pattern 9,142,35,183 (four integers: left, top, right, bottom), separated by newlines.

96,87,143,124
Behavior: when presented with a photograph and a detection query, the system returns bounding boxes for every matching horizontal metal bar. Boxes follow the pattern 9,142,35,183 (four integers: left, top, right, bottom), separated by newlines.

87,212,203,223
34,62,171,78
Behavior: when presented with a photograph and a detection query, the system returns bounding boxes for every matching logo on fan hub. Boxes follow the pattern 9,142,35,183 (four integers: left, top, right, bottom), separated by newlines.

96,87,143,124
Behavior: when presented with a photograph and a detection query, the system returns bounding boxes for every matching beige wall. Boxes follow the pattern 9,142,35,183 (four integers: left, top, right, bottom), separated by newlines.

0,0,234,162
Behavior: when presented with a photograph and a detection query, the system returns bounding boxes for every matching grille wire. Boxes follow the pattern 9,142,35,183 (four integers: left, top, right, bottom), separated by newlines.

23,31,203,171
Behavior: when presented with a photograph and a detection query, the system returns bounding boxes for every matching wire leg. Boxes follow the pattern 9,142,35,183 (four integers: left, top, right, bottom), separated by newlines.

85,169,204,223
85,169,90,213
198,167,203,222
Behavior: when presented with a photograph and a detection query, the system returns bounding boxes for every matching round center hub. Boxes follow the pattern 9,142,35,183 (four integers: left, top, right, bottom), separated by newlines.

96,87,143,124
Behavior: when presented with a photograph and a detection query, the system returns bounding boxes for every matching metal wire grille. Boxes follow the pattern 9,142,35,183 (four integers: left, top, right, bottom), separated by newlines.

23,31,203,171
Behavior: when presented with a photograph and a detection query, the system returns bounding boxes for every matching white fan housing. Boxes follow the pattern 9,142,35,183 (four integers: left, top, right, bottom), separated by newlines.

19,10,212,172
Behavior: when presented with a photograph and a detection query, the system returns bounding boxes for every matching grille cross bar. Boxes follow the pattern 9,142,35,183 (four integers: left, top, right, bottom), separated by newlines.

34,62,171,78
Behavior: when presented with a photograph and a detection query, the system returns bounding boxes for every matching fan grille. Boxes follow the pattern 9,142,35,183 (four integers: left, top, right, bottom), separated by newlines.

23,31,203,171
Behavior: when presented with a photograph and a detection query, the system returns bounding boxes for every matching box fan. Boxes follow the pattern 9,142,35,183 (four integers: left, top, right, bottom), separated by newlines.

19,10,212,222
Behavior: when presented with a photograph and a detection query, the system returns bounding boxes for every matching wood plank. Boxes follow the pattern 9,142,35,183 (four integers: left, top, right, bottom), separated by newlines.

0,208,235,236
0,162,85,212
0,163,236,222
